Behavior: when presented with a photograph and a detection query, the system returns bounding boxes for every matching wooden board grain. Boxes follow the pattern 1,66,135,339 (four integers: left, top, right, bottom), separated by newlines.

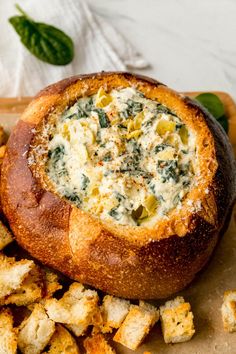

0,93,235,354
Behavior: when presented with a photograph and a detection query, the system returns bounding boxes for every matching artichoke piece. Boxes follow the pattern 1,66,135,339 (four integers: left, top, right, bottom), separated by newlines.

133,112,144,130
95,87,112,108
179,125,188,144
126,130,142,140
156,120,176,136
132,205,148,221
143,195,158,214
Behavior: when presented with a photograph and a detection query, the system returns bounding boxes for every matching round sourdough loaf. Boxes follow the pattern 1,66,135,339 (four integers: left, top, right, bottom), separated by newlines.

1,72,236,299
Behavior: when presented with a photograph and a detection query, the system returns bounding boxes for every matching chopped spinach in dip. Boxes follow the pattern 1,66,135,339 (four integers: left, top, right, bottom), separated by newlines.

45,87,198,226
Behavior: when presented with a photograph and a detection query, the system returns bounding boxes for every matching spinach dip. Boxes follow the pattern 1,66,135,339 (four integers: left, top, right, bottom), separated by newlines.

45,87,198,227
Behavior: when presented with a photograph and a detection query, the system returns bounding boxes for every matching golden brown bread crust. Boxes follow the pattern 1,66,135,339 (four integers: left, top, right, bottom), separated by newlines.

1,72,236,299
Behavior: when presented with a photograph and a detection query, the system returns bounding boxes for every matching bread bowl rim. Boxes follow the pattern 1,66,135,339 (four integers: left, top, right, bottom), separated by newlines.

23,71,219,245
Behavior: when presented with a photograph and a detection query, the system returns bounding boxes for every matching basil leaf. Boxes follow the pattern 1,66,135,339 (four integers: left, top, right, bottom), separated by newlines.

195,93,228,133
9,4,74,66
217,114,229,134
195,93,224,119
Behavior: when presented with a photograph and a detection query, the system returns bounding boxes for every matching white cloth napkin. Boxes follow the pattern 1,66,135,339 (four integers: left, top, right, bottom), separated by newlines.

0,0,149,97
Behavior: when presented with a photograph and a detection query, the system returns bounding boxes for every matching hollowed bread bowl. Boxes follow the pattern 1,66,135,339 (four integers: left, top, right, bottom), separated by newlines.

1,72,236,299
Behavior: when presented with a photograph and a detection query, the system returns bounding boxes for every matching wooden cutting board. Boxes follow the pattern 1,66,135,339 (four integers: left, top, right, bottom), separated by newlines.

0,92,236,354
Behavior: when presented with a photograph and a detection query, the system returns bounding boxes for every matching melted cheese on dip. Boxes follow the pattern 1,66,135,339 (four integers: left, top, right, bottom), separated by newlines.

45,87,197,227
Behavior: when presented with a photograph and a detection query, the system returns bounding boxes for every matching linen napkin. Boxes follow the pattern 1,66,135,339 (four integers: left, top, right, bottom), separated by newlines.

0,0,148,97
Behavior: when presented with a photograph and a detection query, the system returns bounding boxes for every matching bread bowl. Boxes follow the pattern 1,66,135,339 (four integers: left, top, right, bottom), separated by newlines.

1,72,236,299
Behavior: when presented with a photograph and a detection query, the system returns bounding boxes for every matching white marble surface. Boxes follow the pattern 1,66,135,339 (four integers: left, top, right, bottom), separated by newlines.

88,0,236,98
1,0,235,98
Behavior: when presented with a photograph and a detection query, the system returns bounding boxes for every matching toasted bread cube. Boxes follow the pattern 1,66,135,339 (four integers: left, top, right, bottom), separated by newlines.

18,304,55,354
67,308,103,337
221,290,236,332
0,220,14,250
0,308,17,354
0,265,43,306
101,295,130,333
43,324,80,354
45,282,99,328
113,301,159,350
160,296,195,343
43,268,62,299
66,323,89,337
84,334,116,354
0,253,34,299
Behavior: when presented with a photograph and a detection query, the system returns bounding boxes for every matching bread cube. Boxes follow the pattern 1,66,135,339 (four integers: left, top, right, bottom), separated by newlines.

160,296,195,343
0,308,17,354
0,253,34,299
113,301,159,350
101,295,130,333
18,304,55,354
84,334,116,354
45,282,99,328
66,323,89,337
0,221,13,250
43,324,80,354
221,290,236,332
0,265,43,306
42,268,62,299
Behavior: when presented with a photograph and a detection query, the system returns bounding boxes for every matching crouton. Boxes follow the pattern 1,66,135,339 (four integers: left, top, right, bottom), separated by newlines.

221,290,236,332
18,303,55,354
0,265,43,306
43,324,80,354
160,296,195,343
68,307,103,337
0,220,13,250
0,308,17,354
66,323,90,337
43,268,62,299
113,301,159,350
0,253,34,299
84,334,116,354
45,282,99,328
101,295,130,333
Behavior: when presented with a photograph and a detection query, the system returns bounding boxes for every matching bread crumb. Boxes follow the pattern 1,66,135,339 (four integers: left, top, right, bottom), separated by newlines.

113,301,159,350
43,324,80,354
221,290,236,332
160,296,195,343
101,295,130,333
0,253,34,299
0,308,17,354
18,303,55,354
84,334,116,354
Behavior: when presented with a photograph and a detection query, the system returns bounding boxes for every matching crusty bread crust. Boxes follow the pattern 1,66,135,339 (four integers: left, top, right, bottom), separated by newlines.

1,72,236,299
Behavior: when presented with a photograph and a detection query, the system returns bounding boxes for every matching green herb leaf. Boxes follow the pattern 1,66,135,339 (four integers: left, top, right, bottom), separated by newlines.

217,114,229,134
195,93,224,119
95,109,110,128
9,4,74,66
195,93,228,133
